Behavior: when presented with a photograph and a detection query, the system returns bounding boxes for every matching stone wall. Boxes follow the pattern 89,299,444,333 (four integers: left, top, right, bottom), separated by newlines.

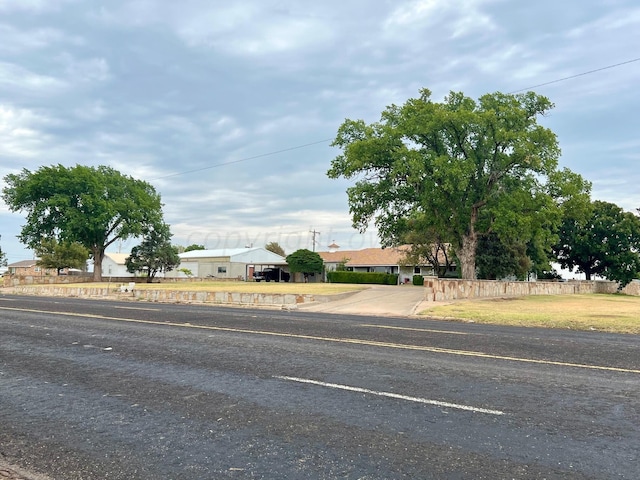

423,277,640,301
10,285,316,306
4,275,256,288
3,275,95,288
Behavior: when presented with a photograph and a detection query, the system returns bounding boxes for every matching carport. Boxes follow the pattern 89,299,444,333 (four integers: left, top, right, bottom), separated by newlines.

173,247,288,281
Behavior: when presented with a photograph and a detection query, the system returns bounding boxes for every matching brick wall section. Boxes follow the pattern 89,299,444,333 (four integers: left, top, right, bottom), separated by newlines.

423,277,640,301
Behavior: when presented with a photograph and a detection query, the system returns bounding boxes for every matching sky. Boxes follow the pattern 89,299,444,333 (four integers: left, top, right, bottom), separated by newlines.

1,0,639,266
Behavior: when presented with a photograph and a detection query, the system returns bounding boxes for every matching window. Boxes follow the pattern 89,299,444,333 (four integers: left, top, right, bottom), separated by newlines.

217,266,227,274
414,267,421,274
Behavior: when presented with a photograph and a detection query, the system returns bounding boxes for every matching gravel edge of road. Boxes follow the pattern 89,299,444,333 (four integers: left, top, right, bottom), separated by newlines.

0,459,52,480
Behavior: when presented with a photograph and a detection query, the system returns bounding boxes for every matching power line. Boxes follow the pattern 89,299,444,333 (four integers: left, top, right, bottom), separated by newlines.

155,57,639,180
152,138,333,180
508,57,640,94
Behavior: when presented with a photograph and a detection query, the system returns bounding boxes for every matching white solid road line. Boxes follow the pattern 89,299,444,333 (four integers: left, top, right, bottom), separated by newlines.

3,305,639,374
275,375,506,416
360,324,470,335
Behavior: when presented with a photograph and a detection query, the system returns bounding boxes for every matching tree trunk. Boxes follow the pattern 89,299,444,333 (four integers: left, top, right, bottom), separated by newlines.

92,247,104,282
458,205,482,279
458,232,478,280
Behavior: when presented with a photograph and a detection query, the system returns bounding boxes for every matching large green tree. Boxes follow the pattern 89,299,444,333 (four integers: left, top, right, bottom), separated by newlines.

328,89,589,279
286,249,323,281
554,200,640,287
2,164,164,281
125,222,180,282
35,239,89,275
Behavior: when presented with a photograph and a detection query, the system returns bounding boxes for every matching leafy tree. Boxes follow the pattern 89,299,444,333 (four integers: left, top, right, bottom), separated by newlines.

178,268,193,277
399,217,455,277
286,249,324,281
35,239,89,275
328,88,589,279
335,257,350,271
126,223,180,283
476,233,530,280
2,164,164,281
554,200,640,287
0,243,6,267
184,244,206,252
265,242,285,257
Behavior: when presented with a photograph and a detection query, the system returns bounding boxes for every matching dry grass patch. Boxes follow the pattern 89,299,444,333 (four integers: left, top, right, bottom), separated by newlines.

421,294,640,334
60,281,367,296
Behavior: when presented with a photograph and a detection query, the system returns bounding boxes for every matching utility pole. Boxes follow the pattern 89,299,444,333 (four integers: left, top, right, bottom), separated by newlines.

309,229,321,252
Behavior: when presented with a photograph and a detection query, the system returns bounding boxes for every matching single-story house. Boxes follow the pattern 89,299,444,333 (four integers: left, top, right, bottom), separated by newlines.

6,259,60,276
170,247,288,280
102,253,134,278
318,245,455,283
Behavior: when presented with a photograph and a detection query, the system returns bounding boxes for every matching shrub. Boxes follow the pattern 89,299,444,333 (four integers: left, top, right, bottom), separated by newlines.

327,271,399,285
413,275,424,286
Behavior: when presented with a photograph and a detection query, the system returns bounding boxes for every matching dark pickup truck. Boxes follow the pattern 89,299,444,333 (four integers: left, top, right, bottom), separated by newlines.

253,267,290,282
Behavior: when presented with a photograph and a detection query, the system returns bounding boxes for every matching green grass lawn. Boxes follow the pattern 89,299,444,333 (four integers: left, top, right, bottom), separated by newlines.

420,294,640,334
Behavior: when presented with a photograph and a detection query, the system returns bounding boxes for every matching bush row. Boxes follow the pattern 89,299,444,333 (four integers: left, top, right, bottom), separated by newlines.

326,271,399,285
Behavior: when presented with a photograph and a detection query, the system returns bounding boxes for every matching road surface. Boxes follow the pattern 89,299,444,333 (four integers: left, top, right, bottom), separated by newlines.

1,295,638,478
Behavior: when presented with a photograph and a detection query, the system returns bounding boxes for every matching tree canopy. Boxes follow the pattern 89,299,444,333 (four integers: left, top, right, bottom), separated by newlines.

554,200,640,287
34,239,89,275
286,249,324,279
265,241,285,257
125,222,180,282
2,164,164,281
184,244,206,252
398,218,454,278
476,233,530,280
328,88,590,279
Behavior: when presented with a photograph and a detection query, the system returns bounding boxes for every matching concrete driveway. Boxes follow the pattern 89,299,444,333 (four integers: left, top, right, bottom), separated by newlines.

298,284,429,317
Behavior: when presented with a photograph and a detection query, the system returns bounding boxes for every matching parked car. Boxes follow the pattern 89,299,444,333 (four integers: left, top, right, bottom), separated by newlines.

253,267,290,282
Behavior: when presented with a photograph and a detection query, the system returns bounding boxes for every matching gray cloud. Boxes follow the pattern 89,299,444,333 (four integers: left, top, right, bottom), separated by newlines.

1,0,639,264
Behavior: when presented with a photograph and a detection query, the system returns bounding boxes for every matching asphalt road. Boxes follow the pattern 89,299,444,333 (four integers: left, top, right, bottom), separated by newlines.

1,294,639,479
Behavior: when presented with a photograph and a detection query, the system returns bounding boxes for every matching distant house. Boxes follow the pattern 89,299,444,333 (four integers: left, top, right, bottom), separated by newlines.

318,245,455,283
170,247,287,280
102,253,133,278
6,259,59,277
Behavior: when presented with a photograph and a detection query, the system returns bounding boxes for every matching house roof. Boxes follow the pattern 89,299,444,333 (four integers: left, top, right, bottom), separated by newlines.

104,253,129,265
7,260,39,268
179,247,287,264
180,248,258,259
318,245,452,267
318,247,410,267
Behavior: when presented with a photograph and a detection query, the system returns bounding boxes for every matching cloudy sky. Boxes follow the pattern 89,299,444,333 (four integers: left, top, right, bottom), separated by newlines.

1,0,639,264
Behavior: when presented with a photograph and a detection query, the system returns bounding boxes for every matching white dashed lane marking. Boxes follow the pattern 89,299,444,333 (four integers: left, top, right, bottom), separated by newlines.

274,376,506,415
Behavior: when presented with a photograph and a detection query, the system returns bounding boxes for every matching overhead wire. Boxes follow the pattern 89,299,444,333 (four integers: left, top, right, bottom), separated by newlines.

152,138,333,180
156,57,640,180
508,57,640,94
